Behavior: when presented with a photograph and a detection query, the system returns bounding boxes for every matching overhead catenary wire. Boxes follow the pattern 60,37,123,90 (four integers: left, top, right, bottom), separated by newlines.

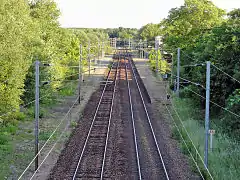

27,71,95,179
43,69,96,84
29,95,80,180
0,69,93,118
211,64,240,85
174,75,206,90
169,97,214,180
18,95,80,180
180,84,240,119
181,50,197,62
178,51,240,85
0,81,78,118
164,105,205,180
163,82,214,179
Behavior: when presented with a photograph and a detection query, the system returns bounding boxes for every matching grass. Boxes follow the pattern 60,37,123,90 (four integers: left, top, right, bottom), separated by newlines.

59,81,77,96
171,97,240,180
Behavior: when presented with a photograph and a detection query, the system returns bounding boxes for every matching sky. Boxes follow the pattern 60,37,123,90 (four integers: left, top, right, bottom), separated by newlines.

54,0,240,29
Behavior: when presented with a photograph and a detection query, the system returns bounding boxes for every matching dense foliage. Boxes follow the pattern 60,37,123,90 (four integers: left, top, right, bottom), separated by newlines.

138,23,161,46
0,0,110,124
148,50,171,75
162,1,240,138
139,0,240,139
105,27,138,39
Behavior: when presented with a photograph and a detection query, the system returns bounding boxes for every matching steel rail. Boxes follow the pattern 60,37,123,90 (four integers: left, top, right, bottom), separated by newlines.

72,57,119,180
124,55,142,180
100,55,120,179
128,56,170,180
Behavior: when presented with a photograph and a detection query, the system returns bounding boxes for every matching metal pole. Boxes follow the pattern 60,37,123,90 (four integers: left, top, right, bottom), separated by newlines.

160,48,163,74
204,61,211,168
174,79,177,92
78,44,82,104
35,60,40,171
98,41,100,60
156,49,158,73
102,41,105,58
176,48,180,97
139,43,141,58
171,53,173,84
210,133,213,152
88,41,90,76
129,38,130,49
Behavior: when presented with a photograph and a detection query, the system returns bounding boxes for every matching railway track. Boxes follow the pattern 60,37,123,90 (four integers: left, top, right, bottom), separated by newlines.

124,54,170,180
49,53,171,180
70,58,120,179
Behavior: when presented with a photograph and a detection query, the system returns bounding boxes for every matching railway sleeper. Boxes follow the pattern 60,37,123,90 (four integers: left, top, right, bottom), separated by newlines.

98,104,112,108
94,118,109,124
88,138,106,145
93,124,109,129
89,134,107,139
75,171,103,179
97,107,111,111
96,111,111,115
85,144,105,153
105,88,114,92
101,100,112,104
90,128,108,135
102,90,114,93
91,124,107,130
75,175,111,180
101,96,113,100
96,113,110,117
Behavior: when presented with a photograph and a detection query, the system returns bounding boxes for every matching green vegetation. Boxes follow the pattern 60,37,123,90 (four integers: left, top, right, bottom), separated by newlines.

172,97,240,179
0,0,239,178
0,0,112,178
140,0,240,141
161,0,240,140
0,0,110,124
138,23,161,46
138,0,240,178
105,27,138,39
148,49,171,74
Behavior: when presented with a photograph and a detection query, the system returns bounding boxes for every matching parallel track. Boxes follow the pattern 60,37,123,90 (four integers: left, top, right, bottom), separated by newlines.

124,54,170,180
50,52,170,179
124,56,142,179
71,58,120,179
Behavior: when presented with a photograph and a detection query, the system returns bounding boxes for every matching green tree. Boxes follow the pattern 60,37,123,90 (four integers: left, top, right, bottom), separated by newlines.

161,0,225,50
139,23,161,44
0,0,36,121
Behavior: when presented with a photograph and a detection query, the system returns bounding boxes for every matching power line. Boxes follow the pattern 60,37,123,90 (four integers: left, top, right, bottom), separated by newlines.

164,105,205,179
0,82,78,118
211,64,240,85
18,95,80,180
163,85,214,179
174,75,206,90
19,68,101,178
180,84,240,119
29,97,81,179
0,70,89,118
181,50,197,62
168,99,214,179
